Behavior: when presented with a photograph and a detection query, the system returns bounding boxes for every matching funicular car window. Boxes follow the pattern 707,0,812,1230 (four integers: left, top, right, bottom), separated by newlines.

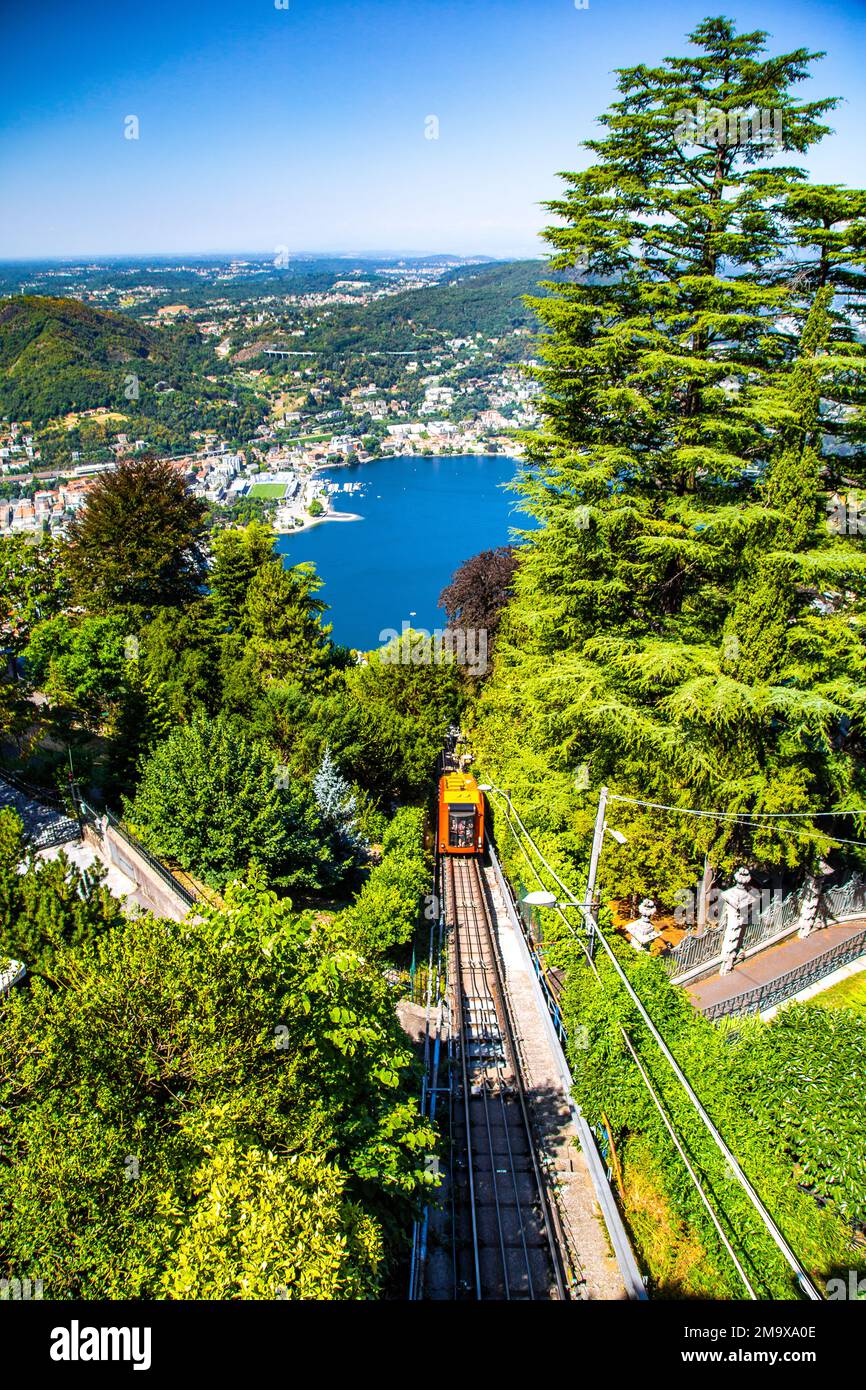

448,805,476,848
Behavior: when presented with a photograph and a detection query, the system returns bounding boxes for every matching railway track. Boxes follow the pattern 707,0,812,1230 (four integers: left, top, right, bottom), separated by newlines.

445,853,570,1300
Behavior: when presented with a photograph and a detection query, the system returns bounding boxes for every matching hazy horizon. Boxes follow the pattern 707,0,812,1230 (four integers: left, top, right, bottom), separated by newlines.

0,250,529,266
2,0,864,261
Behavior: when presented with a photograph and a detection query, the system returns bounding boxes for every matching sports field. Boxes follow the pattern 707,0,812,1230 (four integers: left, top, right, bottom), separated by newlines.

248,482,287,499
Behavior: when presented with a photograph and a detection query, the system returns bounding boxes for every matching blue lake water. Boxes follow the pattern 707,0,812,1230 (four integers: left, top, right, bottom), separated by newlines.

276,454,527,650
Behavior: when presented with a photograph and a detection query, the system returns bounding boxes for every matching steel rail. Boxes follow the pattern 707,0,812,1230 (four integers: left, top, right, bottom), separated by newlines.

447,855,482,1298
467,859,568,1301
462,860,536,1297
485,780,823,1302
458,859,528,1297
446,851,568,1299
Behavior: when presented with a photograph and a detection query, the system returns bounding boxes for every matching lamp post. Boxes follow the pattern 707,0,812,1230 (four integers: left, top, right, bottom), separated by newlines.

583,786,608,955
522,890,560,908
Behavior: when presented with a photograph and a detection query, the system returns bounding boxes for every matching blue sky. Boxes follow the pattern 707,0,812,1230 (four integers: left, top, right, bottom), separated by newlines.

1,0,864,259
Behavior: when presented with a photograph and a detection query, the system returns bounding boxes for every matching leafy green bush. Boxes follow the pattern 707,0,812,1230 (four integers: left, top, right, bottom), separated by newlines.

0,878,436,1299
0,809,123,979
561,938,866,1298
127,713,335,890
337,807,428,957
25,612,131,730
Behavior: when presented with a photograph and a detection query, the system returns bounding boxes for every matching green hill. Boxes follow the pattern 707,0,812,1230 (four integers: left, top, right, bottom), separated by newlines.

295,260,547,356
0,297,156,423
0,296,266,450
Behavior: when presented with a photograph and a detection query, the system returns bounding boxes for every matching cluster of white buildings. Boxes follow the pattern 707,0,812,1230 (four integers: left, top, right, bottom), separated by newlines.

0,483,89,537
380,412,515,455
0,423,37,470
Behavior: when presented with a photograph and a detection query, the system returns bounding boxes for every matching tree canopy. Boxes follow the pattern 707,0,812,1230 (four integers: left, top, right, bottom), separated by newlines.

475,15,866,899
127,714,338,890
66,455,207,614
0,878,435,1298
439,545,518,648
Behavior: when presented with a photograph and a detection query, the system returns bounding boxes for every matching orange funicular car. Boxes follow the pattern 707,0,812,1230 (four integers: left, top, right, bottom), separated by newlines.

437,772,485,855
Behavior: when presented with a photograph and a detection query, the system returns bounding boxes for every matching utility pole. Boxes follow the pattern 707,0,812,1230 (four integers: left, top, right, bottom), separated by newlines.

583,785,608,956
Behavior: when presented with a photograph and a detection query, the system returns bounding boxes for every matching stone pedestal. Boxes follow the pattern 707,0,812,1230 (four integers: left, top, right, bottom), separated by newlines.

625,898,659,951
719,866,755,974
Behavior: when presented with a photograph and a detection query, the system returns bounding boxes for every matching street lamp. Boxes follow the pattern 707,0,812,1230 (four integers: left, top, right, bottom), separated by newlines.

521,890,561,909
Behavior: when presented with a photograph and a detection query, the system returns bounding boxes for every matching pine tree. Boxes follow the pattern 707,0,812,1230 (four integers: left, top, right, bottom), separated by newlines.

475,17,866,898
313,745,366,857
210,520,278,629
243,560,332,684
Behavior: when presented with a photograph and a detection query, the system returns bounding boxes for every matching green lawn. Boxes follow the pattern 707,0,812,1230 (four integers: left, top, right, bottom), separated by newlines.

248,482,287,499
812,969,866,1018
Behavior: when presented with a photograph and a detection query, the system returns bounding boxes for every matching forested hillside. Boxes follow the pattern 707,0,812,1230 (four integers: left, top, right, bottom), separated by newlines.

0,456,460,1297
0,263,542,453
317,260,545,342
0,295,154,375
0,294,266,441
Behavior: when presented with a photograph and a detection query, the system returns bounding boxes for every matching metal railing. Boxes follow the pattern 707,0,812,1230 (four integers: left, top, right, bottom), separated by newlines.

664,872,866,984
78,800,199,910
702,926,866,1022
662,923,725,979
2,765,202,912
822,875,866,924
736,886,802,956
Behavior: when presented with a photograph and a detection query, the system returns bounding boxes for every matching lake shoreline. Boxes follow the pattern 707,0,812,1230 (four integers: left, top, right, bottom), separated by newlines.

275,453,523,649
272,508,362,535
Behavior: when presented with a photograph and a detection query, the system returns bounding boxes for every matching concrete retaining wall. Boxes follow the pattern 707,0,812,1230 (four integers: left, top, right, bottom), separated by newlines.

83,823,192,922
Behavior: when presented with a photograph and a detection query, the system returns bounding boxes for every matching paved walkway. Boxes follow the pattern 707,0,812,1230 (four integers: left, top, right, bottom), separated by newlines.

686,917,866,1011
483,862,629,1301
1,774,165,918
37,840,156,915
